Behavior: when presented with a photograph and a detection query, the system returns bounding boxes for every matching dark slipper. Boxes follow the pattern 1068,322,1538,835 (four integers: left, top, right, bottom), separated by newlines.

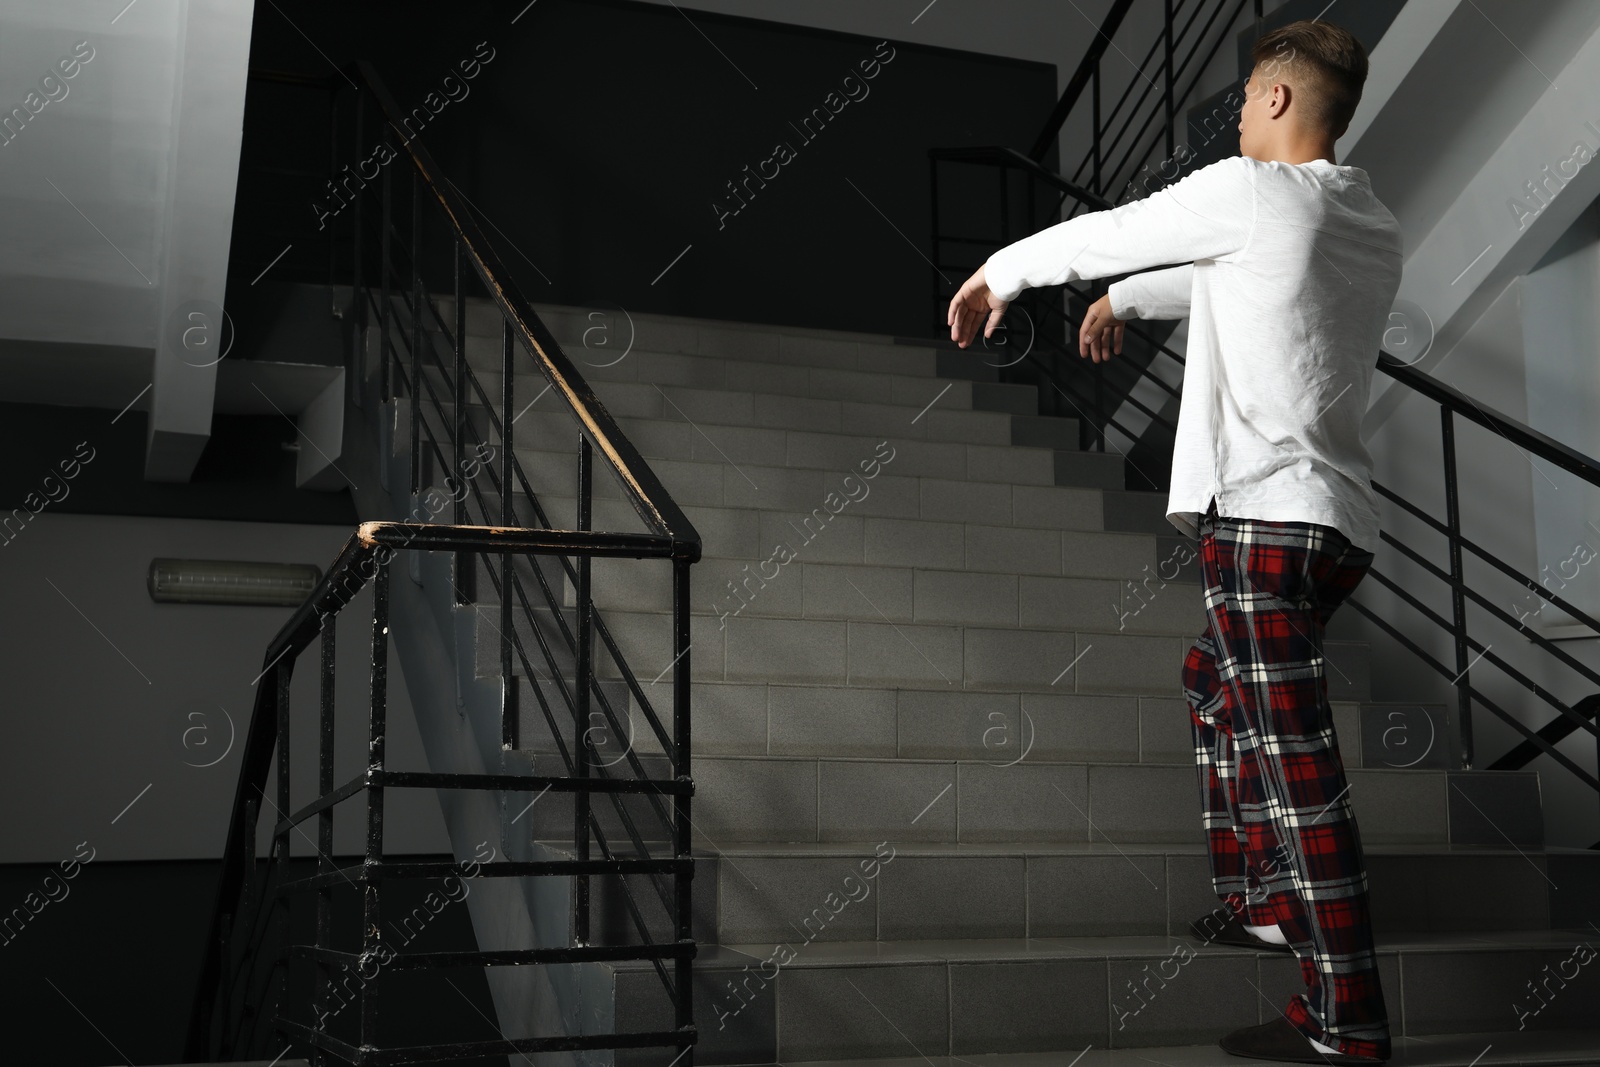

1219,1016,1387,1063
1189,910,1296,953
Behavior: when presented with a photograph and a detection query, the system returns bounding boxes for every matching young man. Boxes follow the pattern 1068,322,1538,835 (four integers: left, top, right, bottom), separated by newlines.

947,19,1402,1065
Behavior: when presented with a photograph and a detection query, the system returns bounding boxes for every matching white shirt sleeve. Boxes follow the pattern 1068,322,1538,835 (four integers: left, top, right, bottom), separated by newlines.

984,156,1257,302
1108,263,1194,320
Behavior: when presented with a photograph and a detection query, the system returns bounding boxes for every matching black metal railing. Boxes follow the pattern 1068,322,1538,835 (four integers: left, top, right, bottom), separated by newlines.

930,0,1257,470
190,60,701,1065
929,0,1600,846
1345,358,1600,837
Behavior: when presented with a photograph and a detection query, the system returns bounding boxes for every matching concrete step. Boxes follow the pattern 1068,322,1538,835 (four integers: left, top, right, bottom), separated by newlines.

470,535,1207,636
498,442,1124,527
1011,413,1081,451
451,344,1038,415
486,429,1119,498
512,752,1530,847
450,484,1175,579
412,339,1041,424
436,295,960,375
438,482,1203,591
435,481,1204,594
404,366,1011,455
510,424,1060,487
591,930,1600,1062
770,1035,1600,1067
1104,488,1176,535
470,600,1374,699
563,556,1207,637
547,838,1589,947
511,677,1446,775
440,470,1110,540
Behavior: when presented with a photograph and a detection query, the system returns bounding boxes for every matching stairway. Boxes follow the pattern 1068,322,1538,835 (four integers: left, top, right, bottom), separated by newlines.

369,297,1600,1065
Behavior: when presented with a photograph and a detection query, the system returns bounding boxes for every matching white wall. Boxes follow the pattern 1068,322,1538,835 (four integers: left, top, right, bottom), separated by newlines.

1334,0,1600,847
0,0,254,480
0,511,451,864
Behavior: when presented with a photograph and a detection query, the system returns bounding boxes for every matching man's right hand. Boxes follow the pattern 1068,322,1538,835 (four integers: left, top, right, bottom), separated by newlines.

947,264,1010,349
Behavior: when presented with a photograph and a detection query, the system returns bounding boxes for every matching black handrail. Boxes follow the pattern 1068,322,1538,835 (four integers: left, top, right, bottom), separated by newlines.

351,59,697,550
931,0,1600,845
1376,353,1600,485
940,150,1600,836
193,59,702,1064
1028,0,1138,161
189,525,699,1062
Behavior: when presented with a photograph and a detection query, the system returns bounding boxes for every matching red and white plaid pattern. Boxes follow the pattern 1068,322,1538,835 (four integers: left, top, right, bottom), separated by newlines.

1183,500,1392,1061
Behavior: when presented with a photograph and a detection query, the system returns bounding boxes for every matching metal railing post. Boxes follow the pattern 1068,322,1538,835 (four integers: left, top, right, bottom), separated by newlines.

379,128,392,403
270,663,293,1051
502,318,517,751
360,558,391,1051
1092,65,1103,197
352,92,365,350
1163,0,1175,160
409,170,423,498
928,157,941,326
453,243,472,604
672,556,695,1064
327,83,338,313
1441,407,1473,767
313,616,336,1066
574,437,593,945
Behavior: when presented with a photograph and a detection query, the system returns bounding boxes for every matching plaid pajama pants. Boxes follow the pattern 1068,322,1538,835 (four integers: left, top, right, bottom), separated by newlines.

1182,500,1392,1060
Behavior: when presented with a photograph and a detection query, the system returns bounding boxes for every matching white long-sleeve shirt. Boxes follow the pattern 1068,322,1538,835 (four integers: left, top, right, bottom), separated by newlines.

984,155,1403,552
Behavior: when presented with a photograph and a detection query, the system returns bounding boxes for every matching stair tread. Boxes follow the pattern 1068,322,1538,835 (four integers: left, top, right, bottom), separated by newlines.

666,751,1514,774
537,838,1579,859
599,928,1600,969
770,1029,1600,1067
479,597,1360,653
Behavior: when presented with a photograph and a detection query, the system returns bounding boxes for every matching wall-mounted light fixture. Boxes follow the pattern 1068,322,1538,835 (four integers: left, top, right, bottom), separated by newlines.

147,558,322,606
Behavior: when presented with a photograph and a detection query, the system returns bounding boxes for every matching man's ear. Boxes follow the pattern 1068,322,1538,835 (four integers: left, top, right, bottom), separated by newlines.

1269,80,1291,120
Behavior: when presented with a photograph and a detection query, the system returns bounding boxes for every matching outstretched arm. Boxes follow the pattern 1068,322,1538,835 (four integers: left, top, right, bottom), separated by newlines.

1108,262,1195,321
949,157,1253,346
1077,263,1195,362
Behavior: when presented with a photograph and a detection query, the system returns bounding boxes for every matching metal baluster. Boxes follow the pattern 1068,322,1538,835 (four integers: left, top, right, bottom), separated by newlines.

1441,407,1473,767
928,159,940,328
1163,0,1175,160
575,438,593,945
273,661,293,1049
360,557,391,1051
379,129,392,403
502,318,517,751
672,556,694,1064
351,92,364,402
313,616,336,1066
1092,65,1102,198
229,794,260,1057
409,171,422,498
999,159,1010,245
327,83,338,314
453,244,472,604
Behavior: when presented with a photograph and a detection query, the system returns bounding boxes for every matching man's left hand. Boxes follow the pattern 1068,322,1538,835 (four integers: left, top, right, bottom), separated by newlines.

1079,293,1125,363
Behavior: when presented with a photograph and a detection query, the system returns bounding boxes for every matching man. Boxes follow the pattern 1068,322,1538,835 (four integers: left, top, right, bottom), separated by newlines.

947,18,1402,1065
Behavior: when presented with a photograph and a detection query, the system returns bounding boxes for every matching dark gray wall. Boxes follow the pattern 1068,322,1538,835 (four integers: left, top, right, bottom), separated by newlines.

235,0,1058,338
